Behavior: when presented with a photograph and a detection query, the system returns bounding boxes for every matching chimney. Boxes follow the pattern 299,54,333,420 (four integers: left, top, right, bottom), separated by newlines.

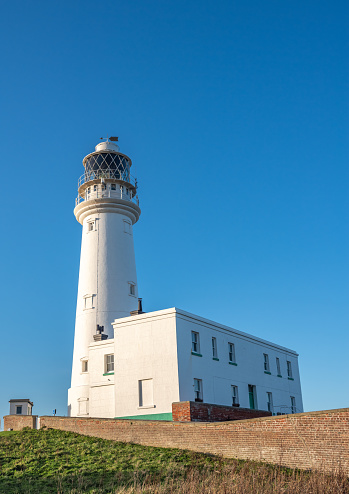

130,298,145,316
93,324,108,341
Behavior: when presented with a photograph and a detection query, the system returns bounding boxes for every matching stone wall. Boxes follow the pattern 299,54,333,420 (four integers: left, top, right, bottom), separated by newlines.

3,415,37,431
172,401,271,422
39,408,349,474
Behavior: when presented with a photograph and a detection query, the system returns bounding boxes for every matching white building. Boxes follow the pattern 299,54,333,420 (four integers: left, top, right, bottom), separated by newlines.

68,139,303,420
9,399,33,416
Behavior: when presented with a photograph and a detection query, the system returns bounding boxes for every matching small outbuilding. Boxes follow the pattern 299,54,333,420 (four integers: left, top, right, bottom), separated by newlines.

9,399,33,416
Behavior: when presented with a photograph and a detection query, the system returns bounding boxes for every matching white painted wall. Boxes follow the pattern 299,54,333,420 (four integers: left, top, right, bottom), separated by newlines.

68,143,141,417
112,310,180,418
88,340,115,418
175,309,303,415
9,401,33,415
110,308,303,419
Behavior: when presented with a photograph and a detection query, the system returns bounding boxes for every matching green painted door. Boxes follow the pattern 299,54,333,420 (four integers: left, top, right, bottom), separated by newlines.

248,385,255,409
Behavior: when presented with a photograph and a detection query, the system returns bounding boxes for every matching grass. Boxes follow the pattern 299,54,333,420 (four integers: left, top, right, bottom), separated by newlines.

0,428,347,493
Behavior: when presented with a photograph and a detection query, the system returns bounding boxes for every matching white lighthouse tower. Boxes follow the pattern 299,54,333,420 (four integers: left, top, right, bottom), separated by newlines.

68,138,141,417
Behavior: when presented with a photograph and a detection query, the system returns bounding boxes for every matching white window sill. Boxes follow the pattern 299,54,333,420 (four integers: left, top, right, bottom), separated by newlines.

137,405,156,409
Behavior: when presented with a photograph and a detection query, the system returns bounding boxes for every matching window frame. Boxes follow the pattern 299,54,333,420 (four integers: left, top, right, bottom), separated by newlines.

124,219,132,234
82,360,88,373
191,331,200,354
128,282,136,297
105,354,114,374
138,378,154,408
194,378,203,402
287,360,293,379
212,337,218,359
291,396,296,414
276,357,281,377
231,385,239,406
87,220,95,232
228,342,236,364
83,294,95,310
267,392,273,413
16,406,22,415
263,353,270,373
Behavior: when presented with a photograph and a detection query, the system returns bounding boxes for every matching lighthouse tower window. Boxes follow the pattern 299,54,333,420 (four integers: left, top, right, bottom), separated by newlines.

83,294,95,310
124,220,132,234
129,283,136,296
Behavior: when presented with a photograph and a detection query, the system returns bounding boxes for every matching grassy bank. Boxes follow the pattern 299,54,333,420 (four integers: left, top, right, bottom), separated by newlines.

0,429,347,493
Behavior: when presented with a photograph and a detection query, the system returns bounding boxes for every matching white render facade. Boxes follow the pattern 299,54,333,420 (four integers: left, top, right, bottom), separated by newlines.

68,139,303,420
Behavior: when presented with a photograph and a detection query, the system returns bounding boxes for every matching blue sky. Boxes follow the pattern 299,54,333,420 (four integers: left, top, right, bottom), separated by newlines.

0,0,348,426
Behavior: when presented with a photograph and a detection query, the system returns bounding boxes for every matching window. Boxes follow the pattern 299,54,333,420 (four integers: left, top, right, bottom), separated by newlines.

78,397,89,416
82,360,88,373
16,406,22,415
291,396,296,414
88,221,94,232
267,392,273,413
105,354,114,373
276,357,281,377
212,337,218,359
124,220,132,234
287,361,293,379
102,183,106,190
231,385,239,405
194,379,203,402
83,294,95,310
93,185,97,191
139,379,154,407
248,385,257,410
111,184,116,190
129,283,136,296
228,343,236,363
126,188,129,195
263,354,270,372
191,331,200,354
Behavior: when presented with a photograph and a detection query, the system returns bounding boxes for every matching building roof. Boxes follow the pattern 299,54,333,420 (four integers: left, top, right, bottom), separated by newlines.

9,399,33,406
113,307,299,356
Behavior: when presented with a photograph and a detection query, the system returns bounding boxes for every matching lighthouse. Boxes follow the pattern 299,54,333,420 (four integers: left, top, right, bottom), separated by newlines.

67,138,303,420
68,138,141,417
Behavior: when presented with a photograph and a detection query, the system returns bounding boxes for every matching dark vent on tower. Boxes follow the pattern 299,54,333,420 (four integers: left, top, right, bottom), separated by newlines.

130,298,145,316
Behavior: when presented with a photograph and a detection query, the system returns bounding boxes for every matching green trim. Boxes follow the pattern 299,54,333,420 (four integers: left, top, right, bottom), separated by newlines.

264,371,271,375
212,357,219,361
115,412,173,421
191,351,202,357
288,377,294,381
277,374,282,378
229,362,237,366
103,372,114,376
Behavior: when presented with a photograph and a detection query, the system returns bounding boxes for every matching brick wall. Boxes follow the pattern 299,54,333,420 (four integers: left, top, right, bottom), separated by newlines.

172,401,271,422
4,415,37,431
40,408,349,474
